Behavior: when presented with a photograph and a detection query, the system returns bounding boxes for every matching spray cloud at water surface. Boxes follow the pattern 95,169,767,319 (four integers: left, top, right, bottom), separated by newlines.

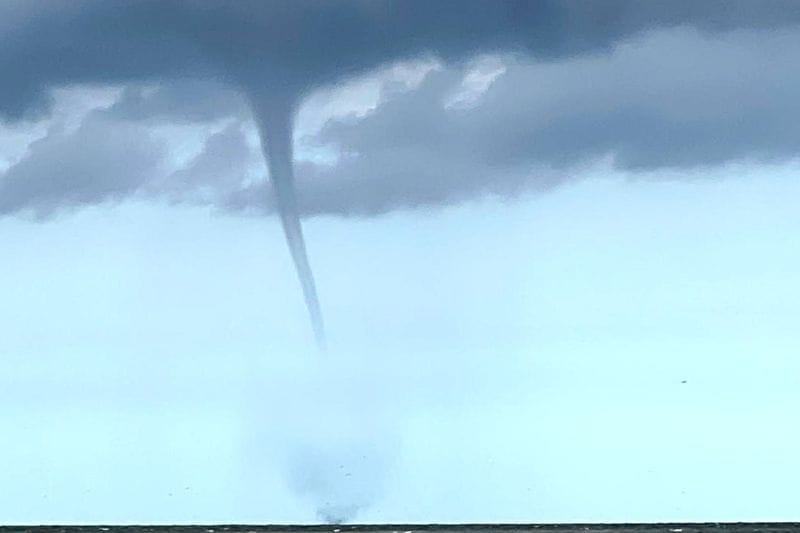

245,351,400,523
286,435,394,524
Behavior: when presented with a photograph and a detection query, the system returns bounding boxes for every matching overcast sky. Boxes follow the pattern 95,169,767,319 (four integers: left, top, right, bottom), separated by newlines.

1,0,800,525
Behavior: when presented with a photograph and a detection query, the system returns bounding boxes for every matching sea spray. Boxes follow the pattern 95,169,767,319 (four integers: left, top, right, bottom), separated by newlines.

243,348,398,523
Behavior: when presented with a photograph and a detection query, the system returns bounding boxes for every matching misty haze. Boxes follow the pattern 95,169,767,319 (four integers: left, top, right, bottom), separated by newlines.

1,0,799,526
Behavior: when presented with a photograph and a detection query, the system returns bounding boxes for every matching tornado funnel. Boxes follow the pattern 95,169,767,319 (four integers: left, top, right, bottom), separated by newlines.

249,96,326,350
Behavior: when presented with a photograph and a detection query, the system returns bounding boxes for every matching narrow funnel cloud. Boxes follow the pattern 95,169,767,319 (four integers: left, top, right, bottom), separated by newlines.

249,94,326,350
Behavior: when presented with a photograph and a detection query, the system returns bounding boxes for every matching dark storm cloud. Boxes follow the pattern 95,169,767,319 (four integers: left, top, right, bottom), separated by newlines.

2,0,800,121
224,27,800,216
106,80,248,124
2,0,800,217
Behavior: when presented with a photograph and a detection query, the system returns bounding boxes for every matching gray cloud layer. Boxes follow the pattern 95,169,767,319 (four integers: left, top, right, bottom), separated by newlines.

0,113,163,217
237,28,800,216
2,1,800,218
3,0,800,119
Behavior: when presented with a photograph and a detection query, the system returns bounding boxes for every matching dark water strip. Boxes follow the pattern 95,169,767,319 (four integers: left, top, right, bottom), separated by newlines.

2,523,799,533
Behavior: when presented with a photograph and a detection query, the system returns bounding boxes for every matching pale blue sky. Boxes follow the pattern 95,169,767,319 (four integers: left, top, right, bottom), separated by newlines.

2,163,798,523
